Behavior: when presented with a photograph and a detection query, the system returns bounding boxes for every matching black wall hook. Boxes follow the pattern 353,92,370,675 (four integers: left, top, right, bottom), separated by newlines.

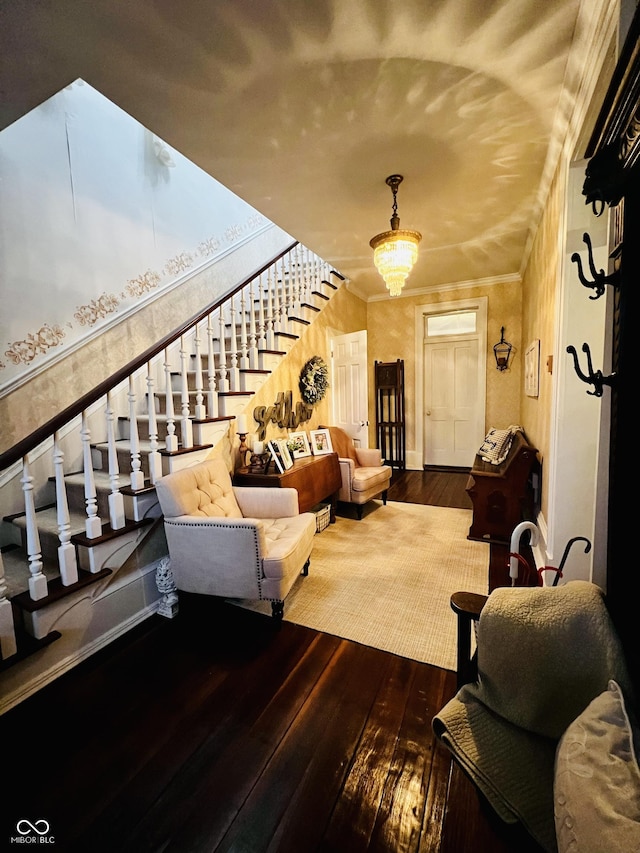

566,343,616,397
570,232,620,299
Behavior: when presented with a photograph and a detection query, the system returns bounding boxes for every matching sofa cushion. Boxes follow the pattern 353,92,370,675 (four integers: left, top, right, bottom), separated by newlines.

554,680,640,853
351,466,392,493
156,457,243,519
260,513,316,580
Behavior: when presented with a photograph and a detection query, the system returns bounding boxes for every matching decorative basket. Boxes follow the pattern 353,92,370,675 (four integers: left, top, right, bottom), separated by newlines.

311,503,331,533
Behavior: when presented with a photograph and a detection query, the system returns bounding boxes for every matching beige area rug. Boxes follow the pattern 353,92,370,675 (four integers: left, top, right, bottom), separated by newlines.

234,501,489,672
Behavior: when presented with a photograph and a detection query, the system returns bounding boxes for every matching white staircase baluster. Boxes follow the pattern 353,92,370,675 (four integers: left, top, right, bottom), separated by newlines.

257,273,267,351
106,392,126,529
128,377,146,490
179,336,194,448
292,245,302,313
0,552,18,659
164,348,179,453
193,322,206,420
239,286,249,370
21,455,49,600
303,246,311,304
285,252,294,317
146,362,162,485
273,264,282,334
248,278,258,368
206,313,219,418
265,268,275,349
81,412,102,540
228,295,240,391
217,307,229,392
53,431,79,585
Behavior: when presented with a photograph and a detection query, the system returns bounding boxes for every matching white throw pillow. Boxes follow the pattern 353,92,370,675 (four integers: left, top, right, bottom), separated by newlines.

554,680,640,852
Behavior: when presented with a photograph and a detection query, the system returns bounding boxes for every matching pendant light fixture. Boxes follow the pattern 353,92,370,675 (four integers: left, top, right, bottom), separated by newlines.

369,174,422,296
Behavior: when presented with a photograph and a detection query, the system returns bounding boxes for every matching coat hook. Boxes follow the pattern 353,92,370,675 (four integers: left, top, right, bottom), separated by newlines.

566,343,616,397
571,232,620,299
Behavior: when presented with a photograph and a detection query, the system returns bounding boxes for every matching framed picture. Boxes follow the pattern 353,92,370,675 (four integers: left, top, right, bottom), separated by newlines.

309,428,333,455
267,439,285,474
287,431,311,459
277,439,294,470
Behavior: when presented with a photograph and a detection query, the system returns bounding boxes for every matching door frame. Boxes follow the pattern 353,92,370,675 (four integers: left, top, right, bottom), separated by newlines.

412,296,487,470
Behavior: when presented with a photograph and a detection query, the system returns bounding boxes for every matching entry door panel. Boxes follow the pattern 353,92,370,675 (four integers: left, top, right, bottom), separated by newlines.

425,338,479,466
331,330,368,447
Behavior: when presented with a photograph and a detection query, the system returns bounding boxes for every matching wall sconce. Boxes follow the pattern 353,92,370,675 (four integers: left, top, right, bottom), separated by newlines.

494,327,513,371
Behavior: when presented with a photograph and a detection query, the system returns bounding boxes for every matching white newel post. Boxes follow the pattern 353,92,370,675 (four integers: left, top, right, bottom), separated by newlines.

21,455,48,600
0,552,17,659
53,431,79,585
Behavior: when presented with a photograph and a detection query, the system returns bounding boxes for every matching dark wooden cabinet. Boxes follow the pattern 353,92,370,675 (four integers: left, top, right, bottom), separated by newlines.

233,452,341,521
375,360,405,470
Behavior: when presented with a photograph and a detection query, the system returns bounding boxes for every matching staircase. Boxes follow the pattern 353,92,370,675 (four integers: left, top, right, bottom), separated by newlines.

0,241,344,705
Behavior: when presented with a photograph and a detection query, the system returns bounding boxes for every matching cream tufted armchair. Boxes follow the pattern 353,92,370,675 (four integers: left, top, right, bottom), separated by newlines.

155,456,316,619
319,425,392,519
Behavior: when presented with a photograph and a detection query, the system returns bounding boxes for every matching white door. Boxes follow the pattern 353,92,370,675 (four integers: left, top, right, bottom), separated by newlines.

330,330,369,447
424,335,482,467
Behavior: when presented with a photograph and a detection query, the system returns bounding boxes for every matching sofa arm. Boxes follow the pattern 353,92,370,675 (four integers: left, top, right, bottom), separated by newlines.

355,448,383,466
337,458,355,501
233,486,300,518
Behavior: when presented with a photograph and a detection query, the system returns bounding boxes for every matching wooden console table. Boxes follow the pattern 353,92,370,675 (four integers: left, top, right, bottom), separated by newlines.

233,453,342,522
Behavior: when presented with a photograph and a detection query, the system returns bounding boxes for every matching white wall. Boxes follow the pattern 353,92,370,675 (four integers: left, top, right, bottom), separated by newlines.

0,79,278,394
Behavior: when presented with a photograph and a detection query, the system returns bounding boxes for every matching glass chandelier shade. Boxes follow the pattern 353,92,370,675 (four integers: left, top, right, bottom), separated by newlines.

369,175,421,296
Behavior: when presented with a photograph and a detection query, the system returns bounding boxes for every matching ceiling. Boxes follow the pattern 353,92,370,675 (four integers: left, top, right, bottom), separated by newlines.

0,0,606,299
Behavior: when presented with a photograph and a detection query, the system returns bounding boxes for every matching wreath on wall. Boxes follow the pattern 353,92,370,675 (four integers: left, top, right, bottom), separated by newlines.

299,356,329,405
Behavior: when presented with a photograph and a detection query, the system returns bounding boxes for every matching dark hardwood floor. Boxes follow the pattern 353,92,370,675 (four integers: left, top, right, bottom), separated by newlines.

387,468,473,510
2,468,542,853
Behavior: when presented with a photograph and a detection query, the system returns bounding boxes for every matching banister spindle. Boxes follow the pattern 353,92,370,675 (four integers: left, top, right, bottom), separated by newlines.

257,272,267,351
81,412,102,539
21,454,48,600
239,286,249,370
146,361,162,485
53,431,79,586
218,306,229,392
206,313,219,418
228,295,240,391
164,347,179,453
248,280,258,368
106,392,126,529
128,377,146,489
265,268,275,349
179,336,194,449
193,321,206,420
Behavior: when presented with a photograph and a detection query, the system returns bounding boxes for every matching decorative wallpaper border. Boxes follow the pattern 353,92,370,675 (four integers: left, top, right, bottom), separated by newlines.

2,212,266,372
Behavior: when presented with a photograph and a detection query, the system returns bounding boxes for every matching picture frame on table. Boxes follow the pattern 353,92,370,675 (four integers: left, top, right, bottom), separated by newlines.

267,439,285,474
287,431,312,459
277,439,294,470
309,428,333,455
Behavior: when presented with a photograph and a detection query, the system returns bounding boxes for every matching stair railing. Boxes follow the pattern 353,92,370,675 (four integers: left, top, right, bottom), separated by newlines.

0,240,342,658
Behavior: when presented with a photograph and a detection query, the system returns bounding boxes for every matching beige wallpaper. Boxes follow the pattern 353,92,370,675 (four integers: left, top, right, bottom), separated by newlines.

519,161,563,518
365,280,522,456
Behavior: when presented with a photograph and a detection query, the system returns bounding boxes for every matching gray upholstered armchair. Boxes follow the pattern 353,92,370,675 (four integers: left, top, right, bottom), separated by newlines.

155,456,316,618
320,425,392,519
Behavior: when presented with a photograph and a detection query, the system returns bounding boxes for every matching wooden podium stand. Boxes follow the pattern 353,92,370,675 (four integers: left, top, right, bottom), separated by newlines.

233,453,342,521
